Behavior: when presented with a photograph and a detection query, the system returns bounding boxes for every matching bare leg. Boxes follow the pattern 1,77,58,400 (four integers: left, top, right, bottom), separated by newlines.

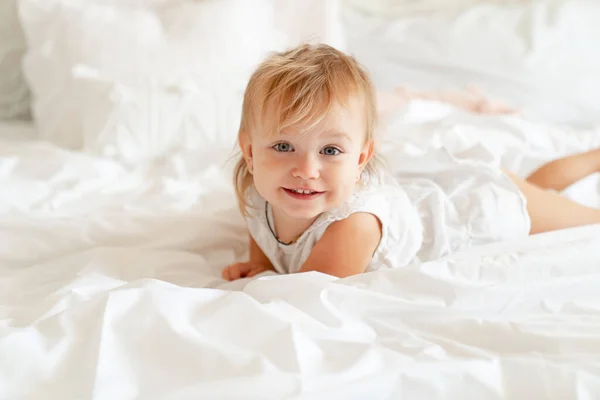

505,171,600,234
526,148,600,192
394,85,518,115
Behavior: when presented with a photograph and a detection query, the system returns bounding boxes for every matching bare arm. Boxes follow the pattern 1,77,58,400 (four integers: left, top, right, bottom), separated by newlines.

298,212,382,278
222,234,274,281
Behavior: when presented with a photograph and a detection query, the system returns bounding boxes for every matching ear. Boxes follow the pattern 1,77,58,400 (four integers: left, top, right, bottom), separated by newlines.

239,131,254,173
358,140,375,171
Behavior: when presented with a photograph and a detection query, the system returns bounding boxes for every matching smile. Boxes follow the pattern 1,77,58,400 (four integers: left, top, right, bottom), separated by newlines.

282,187,324,199
291,188,317,194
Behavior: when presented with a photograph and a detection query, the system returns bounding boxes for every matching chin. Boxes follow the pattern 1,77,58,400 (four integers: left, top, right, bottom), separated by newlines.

280,204,324,220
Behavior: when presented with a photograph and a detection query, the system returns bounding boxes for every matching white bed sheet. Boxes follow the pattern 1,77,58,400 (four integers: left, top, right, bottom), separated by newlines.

1,99,600,398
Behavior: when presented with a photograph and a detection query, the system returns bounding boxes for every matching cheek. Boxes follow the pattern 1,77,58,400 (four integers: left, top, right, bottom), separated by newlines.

252,152,287,186
339,155,362,177
255,150,285,167
326,160,361,187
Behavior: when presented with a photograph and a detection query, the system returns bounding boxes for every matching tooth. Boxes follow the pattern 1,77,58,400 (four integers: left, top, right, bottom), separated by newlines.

291,189,315,194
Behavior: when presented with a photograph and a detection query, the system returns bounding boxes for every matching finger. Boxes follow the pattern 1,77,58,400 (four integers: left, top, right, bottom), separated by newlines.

228,263,257,281
221,267,231,281
230,266,245,281
236,263,254,277
223,264,243,281
247,266,271,278
246,268,262,278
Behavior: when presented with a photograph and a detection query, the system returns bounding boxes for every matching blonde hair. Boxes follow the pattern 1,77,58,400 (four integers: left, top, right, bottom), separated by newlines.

234,43,380,215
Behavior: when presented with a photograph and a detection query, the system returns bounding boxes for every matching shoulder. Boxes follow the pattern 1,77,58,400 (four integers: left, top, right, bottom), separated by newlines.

312,171,424,271
325,211,382,239
300,211,383,277
297,174,396,277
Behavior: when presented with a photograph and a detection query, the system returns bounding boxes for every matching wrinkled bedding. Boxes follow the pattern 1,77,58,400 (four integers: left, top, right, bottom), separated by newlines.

3,1,600,397
1,99,600,397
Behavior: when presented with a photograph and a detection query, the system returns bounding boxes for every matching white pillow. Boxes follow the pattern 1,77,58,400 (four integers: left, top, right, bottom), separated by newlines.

19,0,348,163
0,0,29,120
73,66,244,163
344,0,600,126
18,0,283,162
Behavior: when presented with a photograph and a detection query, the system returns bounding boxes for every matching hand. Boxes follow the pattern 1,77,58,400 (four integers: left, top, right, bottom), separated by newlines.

222,262,273,281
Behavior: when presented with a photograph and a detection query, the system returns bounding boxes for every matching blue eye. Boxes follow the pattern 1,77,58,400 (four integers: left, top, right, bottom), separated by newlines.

272,142,293,152
320,146,341,156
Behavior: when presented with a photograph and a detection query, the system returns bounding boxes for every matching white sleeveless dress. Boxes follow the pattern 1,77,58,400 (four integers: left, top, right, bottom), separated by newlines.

246,148,531,274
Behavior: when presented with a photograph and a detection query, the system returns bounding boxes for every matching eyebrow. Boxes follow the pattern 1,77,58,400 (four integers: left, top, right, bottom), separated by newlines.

322,130,352,142
277,129,353,142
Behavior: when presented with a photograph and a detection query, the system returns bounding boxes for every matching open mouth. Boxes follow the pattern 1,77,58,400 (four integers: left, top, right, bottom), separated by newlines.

283,188,324,199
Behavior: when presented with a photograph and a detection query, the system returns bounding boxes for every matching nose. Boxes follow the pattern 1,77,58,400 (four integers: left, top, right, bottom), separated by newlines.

292,153,320,180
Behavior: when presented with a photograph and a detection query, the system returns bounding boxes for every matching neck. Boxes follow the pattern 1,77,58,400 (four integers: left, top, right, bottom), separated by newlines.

271,206,319,244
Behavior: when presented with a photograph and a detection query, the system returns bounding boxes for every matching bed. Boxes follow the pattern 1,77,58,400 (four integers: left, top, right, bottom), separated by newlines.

2,0,600,398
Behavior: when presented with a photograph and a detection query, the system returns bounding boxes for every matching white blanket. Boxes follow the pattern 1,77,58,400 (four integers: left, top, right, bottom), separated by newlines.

1,100,600,398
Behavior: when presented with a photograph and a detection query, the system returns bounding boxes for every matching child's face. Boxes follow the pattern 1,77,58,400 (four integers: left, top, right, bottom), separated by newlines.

243,100,373,222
